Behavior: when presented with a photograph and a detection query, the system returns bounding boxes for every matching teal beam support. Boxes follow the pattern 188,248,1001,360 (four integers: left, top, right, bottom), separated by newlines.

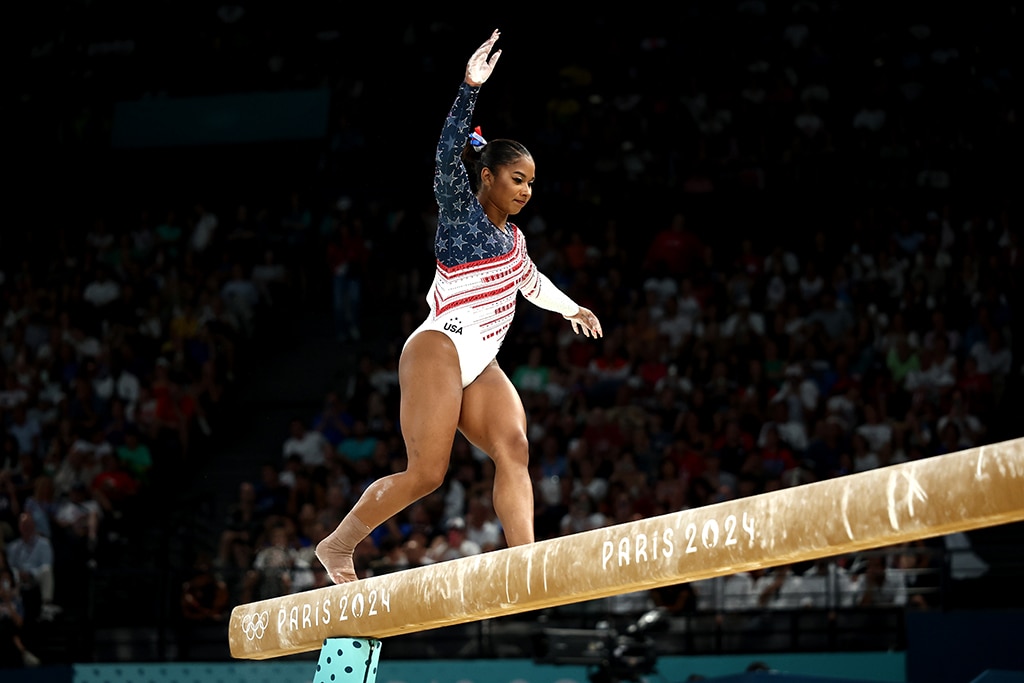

312,637,382,683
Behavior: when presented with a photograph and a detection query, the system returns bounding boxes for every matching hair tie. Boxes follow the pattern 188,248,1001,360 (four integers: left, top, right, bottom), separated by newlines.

469,126,487,151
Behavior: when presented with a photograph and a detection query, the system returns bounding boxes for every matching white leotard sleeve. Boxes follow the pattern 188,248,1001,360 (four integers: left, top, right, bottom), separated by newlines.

521,269,580,317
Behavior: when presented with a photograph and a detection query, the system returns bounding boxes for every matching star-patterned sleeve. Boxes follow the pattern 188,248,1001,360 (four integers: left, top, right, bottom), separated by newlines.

433,82,480,260
422,81,580,340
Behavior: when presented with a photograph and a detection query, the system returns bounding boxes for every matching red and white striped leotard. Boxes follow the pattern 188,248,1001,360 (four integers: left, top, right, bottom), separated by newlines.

404,82,577,387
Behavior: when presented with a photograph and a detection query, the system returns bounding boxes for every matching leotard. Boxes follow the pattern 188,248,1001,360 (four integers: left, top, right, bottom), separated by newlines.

405,82,578,387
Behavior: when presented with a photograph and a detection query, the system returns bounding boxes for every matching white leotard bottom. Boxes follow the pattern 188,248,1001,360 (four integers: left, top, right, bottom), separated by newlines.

403,313,503,388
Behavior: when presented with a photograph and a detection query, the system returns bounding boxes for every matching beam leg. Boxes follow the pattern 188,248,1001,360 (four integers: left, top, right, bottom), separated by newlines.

312,637,382,683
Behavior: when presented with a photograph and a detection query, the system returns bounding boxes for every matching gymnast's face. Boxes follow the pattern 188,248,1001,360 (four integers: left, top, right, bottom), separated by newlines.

480,155,535,219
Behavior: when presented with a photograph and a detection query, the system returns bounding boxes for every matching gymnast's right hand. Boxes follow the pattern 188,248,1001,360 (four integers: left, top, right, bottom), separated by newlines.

465,29,502,87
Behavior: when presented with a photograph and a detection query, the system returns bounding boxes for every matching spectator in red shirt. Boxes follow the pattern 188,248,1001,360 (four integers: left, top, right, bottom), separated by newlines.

642,212,702,276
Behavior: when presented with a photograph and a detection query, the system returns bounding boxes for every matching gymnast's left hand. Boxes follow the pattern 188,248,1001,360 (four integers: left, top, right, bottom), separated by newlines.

565,307,603,338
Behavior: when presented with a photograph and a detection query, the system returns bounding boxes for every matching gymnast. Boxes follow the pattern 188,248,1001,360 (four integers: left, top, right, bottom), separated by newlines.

316,29,603,583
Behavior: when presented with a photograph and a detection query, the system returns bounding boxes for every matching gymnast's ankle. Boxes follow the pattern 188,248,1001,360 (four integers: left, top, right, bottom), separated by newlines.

315,515,371,584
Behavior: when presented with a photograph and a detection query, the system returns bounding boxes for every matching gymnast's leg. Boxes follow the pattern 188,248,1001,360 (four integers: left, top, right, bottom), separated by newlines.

316,331,463,583
458,360,534,546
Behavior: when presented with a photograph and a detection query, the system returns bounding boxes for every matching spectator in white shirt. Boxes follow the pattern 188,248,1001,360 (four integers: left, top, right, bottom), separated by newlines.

770,364,819,426
852,554,907,607
970,328,1012,379
855,404,892,454
429,517,482,562
694,571,758,612
465,495,503,552
759,400,810,454
798,559,856,609
936,391,985,448
658,296,698,350
92,356,141,413
282,418,332,472
7,513,60,620
6,406,41,458
82,266,121,310
754,565,806,610
720,296,765,340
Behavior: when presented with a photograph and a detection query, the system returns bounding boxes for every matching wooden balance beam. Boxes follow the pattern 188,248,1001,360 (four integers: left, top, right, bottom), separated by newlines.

229,437,1024,660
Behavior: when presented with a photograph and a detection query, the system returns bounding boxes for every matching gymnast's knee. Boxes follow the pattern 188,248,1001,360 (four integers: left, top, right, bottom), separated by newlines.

406,461,449,496
491,431,530,468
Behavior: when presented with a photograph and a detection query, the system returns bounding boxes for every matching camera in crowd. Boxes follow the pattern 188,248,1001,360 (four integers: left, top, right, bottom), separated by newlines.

532,608,665,682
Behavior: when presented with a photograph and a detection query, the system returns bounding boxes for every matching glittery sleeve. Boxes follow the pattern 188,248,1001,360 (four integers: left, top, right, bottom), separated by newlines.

519,248,581,317
433,82,480,256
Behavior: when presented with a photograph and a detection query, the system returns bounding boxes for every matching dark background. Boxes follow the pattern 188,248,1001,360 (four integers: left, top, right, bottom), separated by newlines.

1,1,1021,674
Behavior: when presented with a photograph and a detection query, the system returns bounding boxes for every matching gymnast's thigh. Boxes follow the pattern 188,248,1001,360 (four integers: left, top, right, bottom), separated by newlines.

398,330,464,462
458,360,529,460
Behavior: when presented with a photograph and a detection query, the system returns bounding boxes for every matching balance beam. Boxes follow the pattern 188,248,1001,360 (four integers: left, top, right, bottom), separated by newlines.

229,437,1024,660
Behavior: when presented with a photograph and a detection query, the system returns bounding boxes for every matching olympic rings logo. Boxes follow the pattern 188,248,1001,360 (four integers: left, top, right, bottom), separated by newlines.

240,611,270,640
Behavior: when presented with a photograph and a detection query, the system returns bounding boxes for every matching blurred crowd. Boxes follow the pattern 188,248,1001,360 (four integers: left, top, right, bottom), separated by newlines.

199,5,1019,619
214,190,1017,611
0,188,316,664
4,1,1021,668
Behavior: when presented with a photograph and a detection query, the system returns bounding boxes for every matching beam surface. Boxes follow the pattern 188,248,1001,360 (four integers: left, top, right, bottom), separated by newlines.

229,437,1024,659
